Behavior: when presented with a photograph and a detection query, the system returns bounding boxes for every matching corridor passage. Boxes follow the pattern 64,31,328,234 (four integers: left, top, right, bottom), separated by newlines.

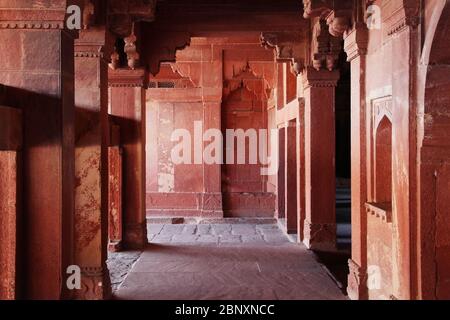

113,224,347,300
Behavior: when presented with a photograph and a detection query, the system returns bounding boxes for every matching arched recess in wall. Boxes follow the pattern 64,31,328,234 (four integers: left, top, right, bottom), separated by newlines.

374,117,392,205
418,0,450,300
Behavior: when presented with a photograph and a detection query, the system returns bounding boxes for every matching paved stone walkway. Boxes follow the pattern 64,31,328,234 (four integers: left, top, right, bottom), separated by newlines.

112,224,347,300
148,223,291,245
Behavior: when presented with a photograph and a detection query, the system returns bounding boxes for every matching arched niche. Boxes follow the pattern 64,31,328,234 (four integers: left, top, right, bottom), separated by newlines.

374,116,392,205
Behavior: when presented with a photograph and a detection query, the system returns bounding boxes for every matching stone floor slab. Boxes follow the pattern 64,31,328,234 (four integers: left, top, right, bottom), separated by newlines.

114,223,347,300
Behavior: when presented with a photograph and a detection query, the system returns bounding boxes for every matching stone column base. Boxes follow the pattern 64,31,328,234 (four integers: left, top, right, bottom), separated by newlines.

302,222,336,251
347,259,368,300
73,266,112,300
124,222,148,250
108,240,122,252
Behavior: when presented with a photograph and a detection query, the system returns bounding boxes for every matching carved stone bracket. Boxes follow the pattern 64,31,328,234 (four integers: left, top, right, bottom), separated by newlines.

260,31,307,75
108,0,157,37
343,22,369,62
303,0,353,38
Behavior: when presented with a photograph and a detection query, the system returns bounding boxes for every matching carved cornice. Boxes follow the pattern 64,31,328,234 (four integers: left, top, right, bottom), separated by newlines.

302,67,340,89
260,31,307,75
108,0,157,37
382,0,420,37
108,68,147,87
75,27,114,61
0,8,66,29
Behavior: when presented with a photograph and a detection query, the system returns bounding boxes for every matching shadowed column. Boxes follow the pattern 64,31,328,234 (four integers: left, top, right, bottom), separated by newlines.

0,1,80,299
302,67,339,252
109,68,148,249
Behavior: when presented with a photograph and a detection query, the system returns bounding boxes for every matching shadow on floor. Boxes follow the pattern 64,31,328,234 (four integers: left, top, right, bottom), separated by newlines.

313,249,350,294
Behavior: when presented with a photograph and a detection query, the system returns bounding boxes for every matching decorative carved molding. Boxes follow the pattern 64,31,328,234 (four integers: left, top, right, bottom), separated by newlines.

372,96,393,136
72,266,111,300
0,6,68,30
302,67,340,89
382,0,420,37
75,27,114,61
108,68,147,87
201,193,223,212
108,0,157,37
223,63,270,101
260,32,306,75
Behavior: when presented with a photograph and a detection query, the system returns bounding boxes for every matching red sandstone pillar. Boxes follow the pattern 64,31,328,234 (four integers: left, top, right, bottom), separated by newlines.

0,2,77,299
344,24,369,300
0,106,22,300
74,27,113,299
108,124,123,251
285,121,298,234
109,69,148,249
297,98,306,242
202,100,224,217
302,67,339,251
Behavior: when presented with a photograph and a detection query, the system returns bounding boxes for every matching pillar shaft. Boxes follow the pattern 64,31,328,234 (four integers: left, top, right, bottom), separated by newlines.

0,107,22,300
344,24,369,300
109,69,148,249
74,27,112,299
202,101,224,217
302,67,339,251
0,3,76,299
285,122,298,234
297,99,306,242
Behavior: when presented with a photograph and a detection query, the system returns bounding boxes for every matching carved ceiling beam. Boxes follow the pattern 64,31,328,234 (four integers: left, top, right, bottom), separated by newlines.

260,31,307,75
108,0,157,37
